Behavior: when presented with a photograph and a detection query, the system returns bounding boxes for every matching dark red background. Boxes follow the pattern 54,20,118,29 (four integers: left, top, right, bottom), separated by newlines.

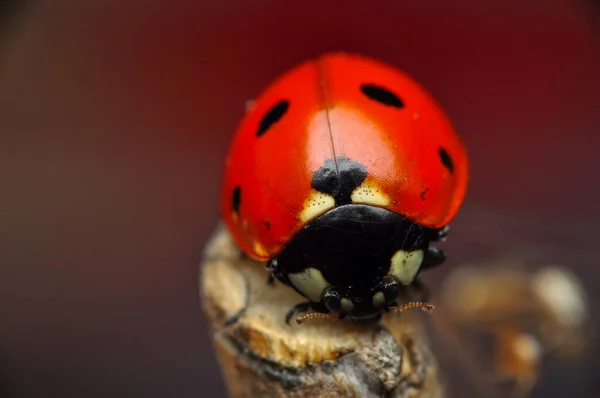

1,1,599,397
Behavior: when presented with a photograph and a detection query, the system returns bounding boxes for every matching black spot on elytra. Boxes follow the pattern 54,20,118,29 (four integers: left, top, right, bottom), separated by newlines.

311,157,367,206
232,186,241,213
420,188,429,201
263,220,271,231
256,100,289,137
439,148,454,173
360,84,404,108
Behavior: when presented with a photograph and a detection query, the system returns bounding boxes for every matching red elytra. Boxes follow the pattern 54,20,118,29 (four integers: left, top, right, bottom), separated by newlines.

220,52,468,262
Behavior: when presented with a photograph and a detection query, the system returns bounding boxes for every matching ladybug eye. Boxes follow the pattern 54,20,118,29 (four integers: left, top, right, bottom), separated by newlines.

323,288,342,313
256,100,289,137
438,147,454,173
360,84,404,108
380,277,400,304
323,288,354,314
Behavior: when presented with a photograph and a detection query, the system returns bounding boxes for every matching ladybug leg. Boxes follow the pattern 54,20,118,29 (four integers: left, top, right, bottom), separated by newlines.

224,275,252,327
264,261,276,286
436,225,450,241
266,258,290,287
285,302,312,325
422,245,446,270
428,225,450,242
422,225,448,271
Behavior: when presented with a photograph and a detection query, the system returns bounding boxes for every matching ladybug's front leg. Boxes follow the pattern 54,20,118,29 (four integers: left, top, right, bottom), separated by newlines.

430,225,450,242
266,258,290,287
422,245,446,270
421,225,448,271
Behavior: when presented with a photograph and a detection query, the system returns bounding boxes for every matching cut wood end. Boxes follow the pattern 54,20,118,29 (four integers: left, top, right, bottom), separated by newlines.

200,224,443,397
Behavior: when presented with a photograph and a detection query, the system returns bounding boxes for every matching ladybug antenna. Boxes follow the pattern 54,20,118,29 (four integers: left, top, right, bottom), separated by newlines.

389,301,435,314
296,302,434,325
295,312,340,325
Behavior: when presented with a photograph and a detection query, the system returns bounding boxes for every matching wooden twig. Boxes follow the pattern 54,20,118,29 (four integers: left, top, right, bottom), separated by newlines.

200,224,444,398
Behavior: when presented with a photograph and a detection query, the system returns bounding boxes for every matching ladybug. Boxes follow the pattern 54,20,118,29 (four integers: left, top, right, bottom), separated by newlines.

220,52,468,325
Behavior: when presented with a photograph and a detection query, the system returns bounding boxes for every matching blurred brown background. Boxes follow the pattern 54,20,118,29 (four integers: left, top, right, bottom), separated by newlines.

1,1,599,397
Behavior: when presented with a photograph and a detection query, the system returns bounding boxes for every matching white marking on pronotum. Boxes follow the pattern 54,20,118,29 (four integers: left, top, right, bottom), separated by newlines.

389,249,424,285
288,267,329,302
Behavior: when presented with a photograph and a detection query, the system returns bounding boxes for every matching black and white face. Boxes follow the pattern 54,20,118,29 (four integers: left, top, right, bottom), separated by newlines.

271,203,436,323
286,248,425,322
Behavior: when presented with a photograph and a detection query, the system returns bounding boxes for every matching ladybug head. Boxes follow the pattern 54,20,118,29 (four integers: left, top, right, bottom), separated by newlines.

316,272,415,324
270,204,445,324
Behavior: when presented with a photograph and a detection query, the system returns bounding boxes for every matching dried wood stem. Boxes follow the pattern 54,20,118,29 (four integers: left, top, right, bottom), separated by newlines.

200,224,444,398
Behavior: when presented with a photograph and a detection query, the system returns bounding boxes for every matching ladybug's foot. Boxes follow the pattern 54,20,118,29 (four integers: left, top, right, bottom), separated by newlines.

266,259,287,288
285,302,312,325
430,225,450,242
438,225,450,240
422,245,445,270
